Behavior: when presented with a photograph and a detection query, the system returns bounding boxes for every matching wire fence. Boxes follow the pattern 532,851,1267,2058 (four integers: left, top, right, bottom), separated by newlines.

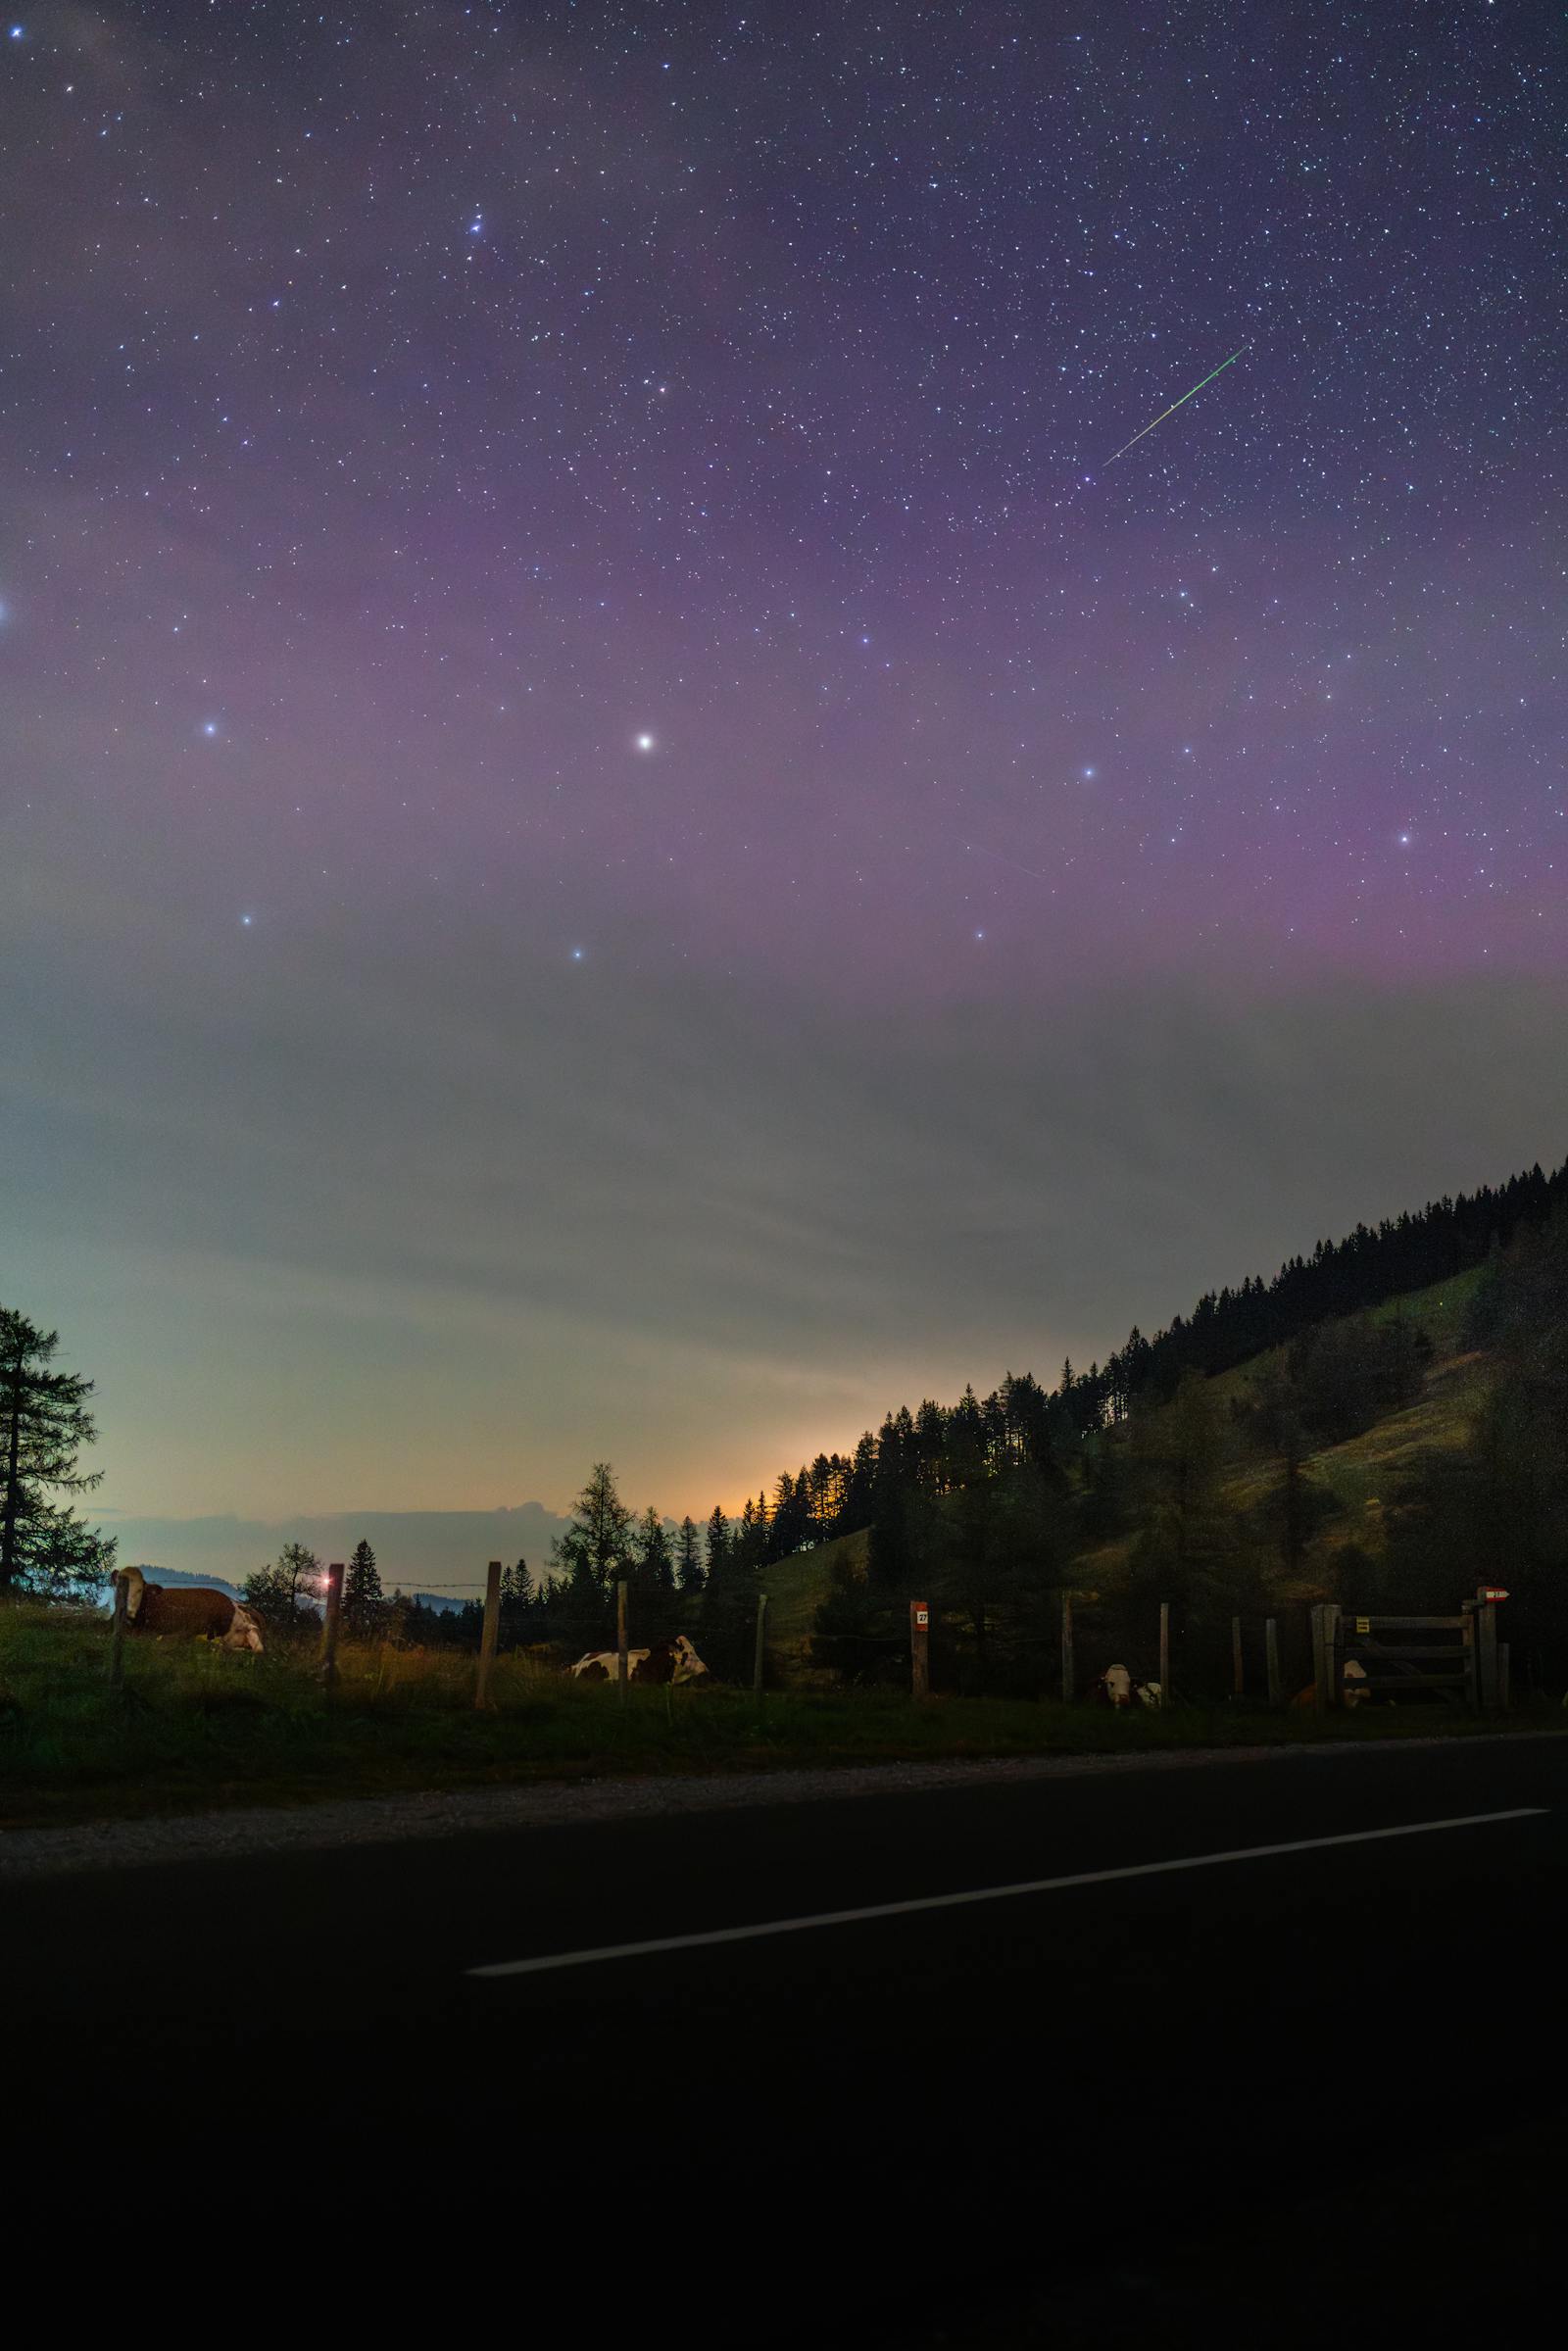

122,1555,1516,1718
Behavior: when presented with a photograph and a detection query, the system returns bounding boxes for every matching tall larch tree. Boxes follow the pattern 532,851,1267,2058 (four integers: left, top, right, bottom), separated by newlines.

0,1307,115,1597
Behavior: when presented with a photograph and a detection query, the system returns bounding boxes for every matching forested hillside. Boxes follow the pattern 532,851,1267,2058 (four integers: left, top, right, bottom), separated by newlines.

713,1156,1565,1574
790,1158,1568,1697
391,1156,1566,1691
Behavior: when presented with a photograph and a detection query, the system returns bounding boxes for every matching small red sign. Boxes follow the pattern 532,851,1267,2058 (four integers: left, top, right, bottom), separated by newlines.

1480,1588,1509,1603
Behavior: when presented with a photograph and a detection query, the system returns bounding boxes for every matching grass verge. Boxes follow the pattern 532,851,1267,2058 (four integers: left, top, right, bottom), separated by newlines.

1,1602,1554,1831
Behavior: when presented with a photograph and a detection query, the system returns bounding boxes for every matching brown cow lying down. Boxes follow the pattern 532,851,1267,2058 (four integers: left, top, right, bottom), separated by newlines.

1291,1657,1368,1709
570,1635,708,1686
114,1565,265,1652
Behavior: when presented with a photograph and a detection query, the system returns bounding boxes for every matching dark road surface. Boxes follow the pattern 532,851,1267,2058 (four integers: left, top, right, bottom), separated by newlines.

14,1736,1565,2337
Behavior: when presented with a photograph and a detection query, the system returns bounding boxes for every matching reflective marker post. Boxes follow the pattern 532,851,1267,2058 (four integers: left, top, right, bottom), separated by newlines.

910,1598,930,1700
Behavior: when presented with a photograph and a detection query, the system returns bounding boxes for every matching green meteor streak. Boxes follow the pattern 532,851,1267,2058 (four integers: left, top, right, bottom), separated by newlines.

1104,344,1249,465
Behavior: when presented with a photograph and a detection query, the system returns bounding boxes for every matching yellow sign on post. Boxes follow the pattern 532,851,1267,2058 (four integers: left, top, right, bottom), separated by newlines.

1356,1617,1370,1635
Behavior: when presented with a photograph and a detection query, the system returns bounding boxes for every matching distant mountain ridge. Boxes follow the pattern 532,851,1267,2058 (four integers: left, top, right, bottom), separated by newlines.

103,1563,466,1616
94,1502,576,1597
120,1564,244,1603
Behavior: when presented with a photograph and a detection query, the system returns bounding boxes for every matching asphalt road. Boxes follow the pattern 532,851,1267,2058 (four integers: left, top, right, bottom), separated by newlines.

15,1735,1564,2336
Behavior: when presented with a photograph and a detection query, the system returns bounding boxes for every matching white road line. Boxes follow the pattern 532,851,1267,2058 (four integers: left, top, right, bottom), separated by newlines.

466,1807,1549,1980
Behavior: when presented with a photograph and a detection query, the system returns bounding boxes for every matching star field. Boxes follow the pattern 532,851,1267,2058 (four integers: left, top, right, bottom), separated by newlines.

4,0,1564,985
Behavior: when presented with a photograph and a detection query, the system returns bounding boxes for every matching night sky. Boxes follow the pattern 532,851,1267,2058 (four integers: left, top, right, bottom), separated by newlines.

4,2,1565,1540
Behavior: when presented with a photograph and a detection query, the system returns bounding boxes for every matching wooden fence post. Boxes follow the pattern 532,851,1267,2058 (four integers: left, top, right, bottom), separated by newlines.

1497,1641,1510,1712
1325,1602,1344,1709
319,1560,344,1692
1475,1588,1500,1712
106,1570,127,1690
1158,1600,1171,1702
1310,1605,1329,1714
615,1578,629,1706
1231,1614,1245,1699
1060,1590,1075,1704
1265,1617,1282,1707
475,1559,503,1708
910,1599,930,1700
753,1593,769,1697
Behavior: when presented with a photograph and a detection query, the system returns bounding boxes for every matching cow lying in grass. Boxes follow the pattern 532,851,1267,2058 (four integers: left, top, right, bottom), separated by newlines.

1093,1663,1163,1709
114,1565,265,1653
570,1635,709,1686
1291,1657,1369,1709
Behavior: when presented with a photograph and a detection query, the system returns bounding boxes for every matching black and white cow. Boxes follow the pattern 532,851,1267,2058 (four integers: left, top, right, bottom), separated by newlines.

569,1636,710,1686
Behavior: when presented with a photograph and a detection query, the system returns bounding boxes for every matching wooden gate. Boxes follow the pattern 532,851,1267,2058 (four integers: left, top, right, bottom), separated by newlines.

1308,1590,1507,1713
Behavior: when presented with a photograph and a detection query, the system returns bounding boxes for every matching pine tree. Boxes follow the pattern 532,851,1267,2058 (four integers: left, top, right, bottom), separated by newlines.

675,1516,705,1593
630,1506,678,1640
500,1556,534,1647
243,1542,320,1635
553,1463,633,1595
701,1503,760,1679
633,1506,676,1592
769,1469,808,1559
838,1434,878,1532
0,1307,115,1595
343,1539,385,1639
551,1464,632,1652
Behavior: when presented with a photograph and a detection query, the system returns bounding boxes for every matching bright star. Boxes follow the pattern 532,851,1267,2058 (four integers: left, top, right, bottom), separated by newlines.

202,720,219,737
570,947,585,961
241,913,253,927
635,733,656,753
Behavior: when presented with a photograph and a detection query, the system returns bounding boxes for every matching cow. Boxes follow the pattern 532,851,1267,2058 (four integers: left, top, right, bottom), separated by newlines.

113,1565,265,1653
1291,1657,1368,1709
569,1635,709,1686
1092,1663,1163,1709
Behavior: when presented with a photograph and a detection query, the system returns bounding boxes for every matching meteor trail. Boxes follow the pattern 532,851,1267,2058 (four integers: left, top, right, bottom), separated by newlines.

1105,344,1249,465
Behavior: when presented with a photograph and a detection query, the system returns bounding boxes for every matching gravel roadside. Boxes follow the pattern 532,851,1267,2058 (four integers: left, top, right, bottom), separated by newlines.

2,1728,1558,1880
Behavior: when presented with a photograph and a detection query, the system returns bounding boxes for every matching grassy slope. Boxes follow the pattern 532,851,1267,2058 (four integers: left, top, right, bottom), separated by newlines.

1212,1264,1490,1582
762,1527,868,1659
